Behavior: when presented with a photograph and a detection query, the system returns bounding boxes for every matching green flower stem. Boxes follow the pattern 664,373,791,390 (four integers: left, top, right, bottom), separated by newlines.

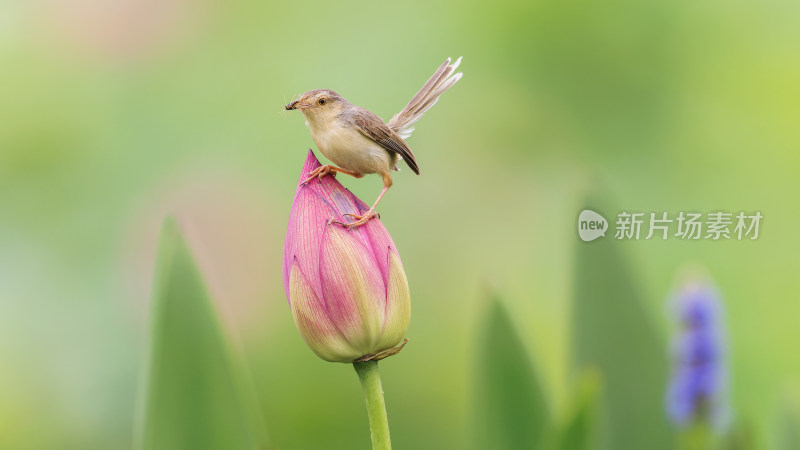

353,360,392,450
677,422,714,450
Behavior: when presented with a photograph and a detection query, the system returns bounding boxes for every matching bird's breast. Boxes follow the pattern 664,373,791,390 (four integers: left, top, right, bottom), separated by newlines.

309,124,392,175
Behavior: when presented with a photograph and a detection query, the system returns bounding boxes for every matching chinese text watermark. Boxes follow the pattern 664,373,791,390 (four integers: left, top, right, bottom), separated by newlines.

578,210,762,242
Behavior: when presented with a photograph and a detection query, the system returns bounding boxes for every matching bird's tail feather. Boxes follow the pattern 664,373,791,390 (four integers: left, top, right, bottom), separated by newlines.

388,57,462,140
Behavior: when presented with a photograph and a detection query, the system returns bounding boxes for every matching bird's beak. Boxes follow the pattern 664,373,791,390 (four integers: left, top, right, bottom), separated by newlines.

286,99,311,110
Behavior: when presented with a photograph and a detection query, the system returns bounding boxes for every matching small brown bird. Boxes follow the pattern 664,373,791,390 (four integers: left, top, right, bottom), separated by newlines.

286,57,462,228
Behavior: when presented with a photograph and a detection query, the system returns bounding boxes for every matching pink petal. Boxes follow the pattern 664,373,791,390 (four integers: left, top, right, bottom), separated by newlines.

319,223,386,353
288,259,361,362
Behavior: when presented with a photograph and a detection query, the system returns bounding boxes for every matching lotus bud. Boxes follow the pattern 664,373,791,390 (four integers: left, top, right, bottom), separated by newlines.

282,150,411,363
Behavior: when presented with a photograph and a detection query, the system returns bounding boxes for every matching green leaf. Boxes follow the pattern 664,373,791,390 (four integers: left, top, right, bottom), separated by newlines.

556,370,602,450
473,299,550,450
137,219,265,450
571,201,672,450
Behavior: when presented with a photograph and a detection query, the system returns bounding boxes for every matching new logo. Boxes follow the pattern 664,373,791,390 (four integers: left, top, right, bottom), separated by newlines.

578,209,608,242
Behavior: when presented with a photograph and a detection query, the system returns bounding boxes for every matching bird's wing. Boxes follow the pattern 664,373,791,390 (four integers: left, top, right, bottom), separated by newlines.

353,109,420,175
387,57,463,140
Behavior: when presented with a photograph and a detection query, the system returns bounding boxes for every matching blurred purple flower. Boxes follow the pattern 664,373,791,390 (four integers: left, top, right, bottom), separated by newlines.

666,281,730,430
282,150,411,363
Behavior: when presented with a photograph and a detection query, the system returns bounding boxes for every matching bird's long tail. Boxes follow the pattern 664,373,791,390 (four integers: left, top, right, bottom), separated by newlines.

388,57,462,140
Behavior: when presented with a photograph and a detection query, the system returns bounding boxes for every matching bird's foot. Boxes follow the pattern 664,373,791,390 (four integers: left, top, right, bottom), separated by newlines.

338,210,380,229
302,165,338,185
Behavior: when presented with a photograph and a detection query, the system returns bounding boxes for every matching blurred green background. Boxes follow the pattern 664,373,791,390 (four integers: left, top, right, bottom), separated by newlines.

1,0,799,448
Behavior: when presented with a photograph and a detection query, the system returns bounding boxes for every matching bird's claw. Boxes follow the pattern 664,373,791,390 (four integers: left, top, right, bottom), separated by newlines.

328,219,347,228
344,211,380,220
328,210,380,229
301,165,337,185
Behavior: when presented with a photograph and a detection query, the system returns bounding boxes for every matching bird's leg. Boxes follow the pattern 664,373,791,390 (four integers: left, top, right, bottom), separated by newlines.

302,165,363,185
343,174,393,229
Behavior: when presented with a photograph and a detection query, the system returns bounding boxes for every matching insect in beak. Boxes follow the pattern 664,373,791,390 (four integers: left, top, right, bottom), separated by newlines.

285,100,299,110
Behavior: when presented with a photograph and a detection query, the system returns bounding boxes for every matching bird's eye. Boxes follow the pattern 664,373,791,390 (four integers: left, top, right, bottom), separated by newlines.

318,98,326,105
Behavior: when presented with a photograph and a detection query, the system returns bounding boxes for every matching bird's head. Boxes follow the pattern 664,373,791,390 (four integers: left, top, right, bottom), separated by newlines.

285,89,346,125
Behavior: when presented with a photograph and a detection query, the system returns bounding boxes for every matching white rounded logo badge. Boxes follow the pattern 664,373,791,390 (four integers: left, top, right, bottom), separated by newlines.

578,209,608,242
